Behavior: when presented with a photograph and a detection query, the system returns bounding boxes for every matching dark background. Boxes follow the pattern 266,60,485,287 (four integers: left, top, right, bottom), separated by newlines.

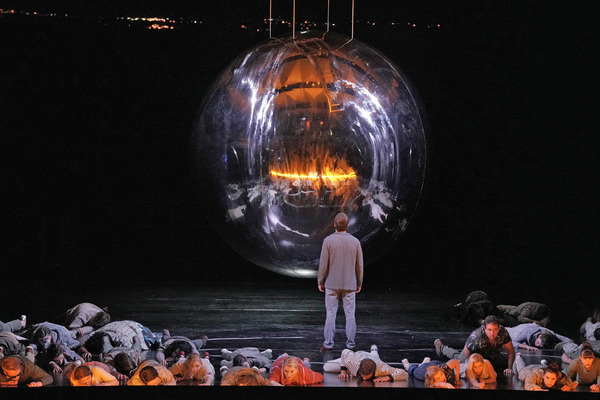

1,1,598,305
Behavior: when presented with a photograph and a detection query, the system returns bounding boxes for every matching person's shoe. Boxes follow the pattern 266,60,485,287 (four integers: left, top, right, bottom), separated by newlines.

346,345,356,351
402,358,410,370
422,357,431,364
162,328,170,337
516,352,522,358
320,346,332,353
221,348,232,354
434,339,444,358
370,344,378,352
541,359,548,366
20,315,26,328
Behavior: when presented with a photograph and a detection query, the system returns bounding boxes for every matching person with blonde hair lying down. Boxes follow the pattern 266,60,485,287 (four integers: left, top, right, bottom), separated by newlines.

169,353,214,385
269,355,323,386
464,353,496,389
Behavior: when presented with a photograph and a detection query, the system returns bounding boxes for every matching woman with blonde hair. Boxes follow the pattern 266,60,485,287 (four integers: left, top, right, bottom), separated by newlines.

269,355,323,386
464,353,496,389
169,353,214,385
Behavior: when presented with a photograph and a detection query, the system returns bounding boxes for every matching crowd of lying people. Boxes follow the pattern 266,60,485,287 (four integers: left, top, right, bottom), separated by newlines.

1,296,599,389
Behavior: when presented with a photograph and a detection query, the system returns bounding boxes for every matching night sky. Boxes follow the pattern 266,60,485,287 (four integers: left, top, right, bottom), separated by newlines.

1,1,598,301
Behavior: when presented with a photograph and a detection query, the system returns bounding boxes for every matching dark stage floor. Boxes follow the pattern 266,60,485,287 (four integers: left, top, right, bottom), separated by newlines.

3,282,597,399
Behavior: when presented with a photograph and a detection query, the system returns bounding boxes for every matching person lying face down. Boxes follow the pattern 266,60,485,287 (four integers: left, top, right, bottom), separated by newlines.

69,365,119,387
0,356,53,387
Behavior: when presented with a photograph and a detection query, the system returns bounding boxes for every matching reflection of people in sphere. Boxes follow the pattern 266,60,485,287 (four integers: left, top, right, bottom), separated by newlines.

318,212,363,351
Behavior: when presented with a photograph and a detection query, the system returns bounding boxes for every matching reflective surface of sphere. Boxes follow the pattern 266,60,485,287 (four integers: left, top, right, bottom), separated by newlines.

192,31,426,278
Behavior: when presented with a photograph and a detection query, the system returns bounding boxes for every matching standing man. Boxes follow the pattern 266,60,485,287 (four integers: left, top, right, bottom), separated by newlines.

318,212,363,352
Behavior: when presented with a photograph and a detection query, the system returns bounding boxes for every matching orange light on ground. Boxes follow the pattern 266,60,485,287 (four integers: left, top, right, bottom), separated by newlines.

269,148,358,200
270,170,357,180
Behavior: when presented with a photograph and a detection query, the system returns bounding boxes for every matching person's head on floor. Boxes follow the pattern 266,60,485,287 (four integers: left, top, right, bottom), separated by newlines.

113,352,137,376
236,368,265,386
580,343,596,370
424,365,447,388
89,309,111,329
232,354,250,368
139,365,160,385
483,315,500,342
47,344,67,367
70,365,93,386
466,353,489,378
84,332,113,354
32,325,52,350
357,358,376,381
181,353,206,379
541,363,562,389
281,356,301,385
169,340,194,358
535,332,559,349
1,356,24,381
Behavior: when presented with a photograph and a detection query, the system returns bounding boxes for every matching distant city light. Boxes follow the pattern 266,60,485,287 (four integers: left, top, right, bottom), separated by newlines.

0,8,443,32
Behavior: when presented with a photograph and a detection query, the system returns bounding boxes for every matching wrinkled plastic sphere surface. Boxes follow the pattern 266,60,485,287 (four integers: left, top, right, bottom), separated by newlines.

192,31,426,278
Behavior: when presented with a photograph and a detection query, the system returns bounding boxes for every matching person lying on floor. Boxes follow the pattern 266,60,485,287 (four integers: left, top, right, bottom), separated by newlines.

269,354,323,386
506,322,572,351
513,353,576,391
156,329,208,366
402,356,462,388
323,344,408,382
169,353,214,385
127,359,176,386
220,347,273,373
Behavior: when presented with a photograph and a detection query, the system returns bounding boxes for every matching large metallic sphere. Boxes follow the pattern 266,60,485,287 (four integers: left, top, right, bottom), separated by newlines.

192,30,426,278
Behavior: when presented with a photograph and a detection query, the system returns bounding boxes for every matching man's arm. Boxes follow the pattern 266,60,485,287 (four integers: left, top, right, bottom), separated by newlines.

503,341,515,375
26,363,54,386
317,240,329,292
355,241,363,291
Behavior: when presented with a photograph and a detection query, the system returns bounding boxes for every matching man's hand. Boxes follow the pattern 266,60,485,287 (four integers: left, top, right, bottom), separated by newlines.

28,381,43,387
115,373,128,383
337,370,349,380
50,361,63,374
318,285,324,292
356,286,361,293
373,376,390,382
590,384,599,392
520,344,537,351
503,368,513,375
